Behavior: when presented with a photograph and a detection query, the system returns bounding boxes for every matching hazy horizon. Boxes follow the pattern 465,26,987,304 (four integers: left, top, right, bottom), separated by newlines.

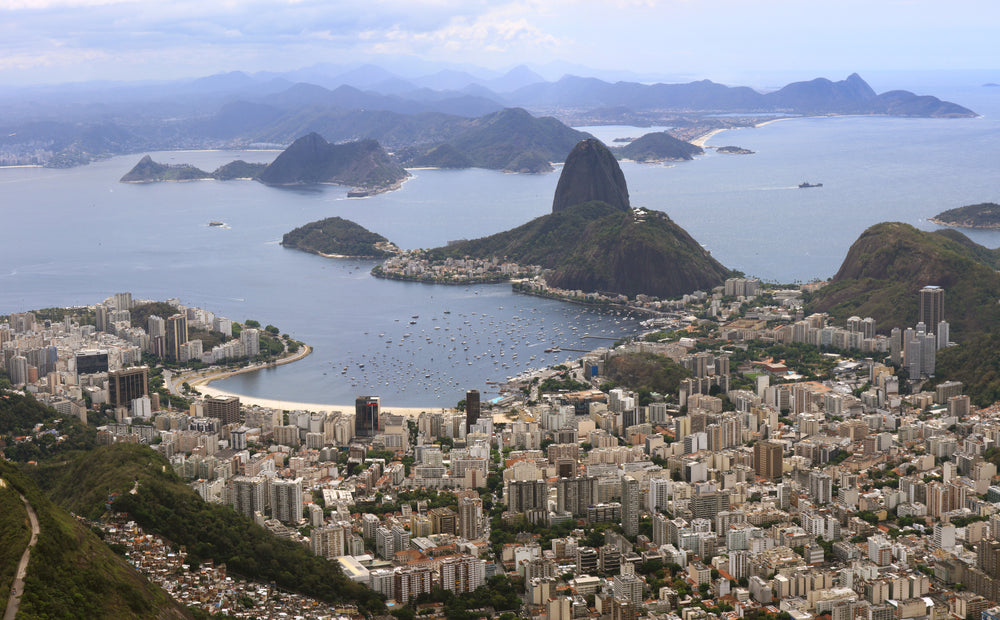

2,0,998,88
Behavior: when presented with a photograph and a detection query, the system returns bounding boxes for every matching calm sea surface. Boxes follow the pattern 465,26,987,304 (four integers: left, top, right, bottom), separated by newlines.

1,81,998,406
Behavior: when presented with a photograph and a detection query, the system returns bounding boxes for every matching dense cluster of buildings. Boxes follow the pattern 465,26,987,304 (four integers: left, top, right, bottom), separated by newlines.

12,281,1000,620
0,294,258,422
375,252,542,283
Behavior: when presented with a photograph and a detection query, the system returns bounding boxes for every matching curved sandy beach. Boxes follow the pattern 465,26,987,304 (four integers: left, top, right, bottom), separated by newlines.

194,382,443,418
178,345,451,417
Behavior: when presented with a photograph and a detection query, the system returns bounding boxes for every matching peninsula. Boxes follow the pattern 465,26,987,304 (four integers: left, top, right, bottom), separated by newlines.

380,138,732,299
929,202,1000,229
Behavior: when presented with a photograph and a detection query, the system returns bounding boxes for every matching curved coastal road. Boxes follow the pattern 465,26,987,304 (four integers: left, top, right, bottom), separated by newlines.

4,492,40,620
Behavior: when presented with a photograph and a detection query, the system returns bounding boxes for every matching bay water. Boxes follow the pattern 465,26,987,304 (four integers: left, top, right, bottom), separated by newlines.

1,80,998,406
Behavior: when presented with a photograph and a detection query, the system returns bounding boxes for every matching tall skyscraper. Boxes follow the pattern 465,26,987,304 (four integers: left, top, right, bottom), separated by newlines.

148,315,166,357
465,389,481,433
108,366,149,408
355,396,380,437
621,475,639,537
919,286,944,330
754,441,783,480
165,313,188,361
458,496,484,540
95,305,110,333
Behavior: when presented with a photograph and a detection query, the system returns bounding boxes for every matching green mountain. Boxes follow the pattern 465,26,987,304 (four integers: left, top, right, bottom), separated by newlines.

808,222,1000,405
616,131,703,162
212,159,268,180
407,107,590,173
26,443,387,615
256,133,408,188
120,155,212,182
929,202,1000,229
282,216,397,257
0,460,191,619
809,222,1000,335
426,139,730,298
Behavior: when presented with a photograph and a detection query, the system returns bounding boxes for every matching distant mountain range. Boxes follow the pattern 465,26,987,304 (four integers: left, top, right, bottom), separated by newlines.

0,68,975,168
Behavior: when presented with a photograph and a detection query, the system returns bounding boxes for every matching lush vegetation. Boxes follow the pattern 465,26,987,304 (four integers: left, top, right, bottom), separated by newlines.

810,223,1000,335
930,202,1000,229
602,352,691,397
400,574,522,620
27,443,387,615
282,216,396,258
809,222,1000,404
0,461,191,619
0,389,97,461
425,200,731,299
354,488,458,516
0,481,30,612
212,160,267,180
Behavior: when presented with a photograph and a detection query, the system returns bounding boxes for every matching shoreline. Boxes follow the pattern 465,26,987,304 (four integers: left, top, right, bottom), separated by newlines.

195,382,444,418
926,217,999,230
183,344,449,416
691,115,804,147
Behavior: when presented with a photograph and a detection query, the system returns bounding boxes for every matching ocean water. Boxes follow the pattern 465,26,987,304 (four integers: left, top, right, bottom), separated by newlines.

1,79,998,406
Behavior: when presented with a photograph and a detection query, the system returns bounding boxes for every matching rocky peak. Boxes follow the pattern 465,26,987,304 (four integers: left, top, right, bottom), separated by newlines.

551,139,630,214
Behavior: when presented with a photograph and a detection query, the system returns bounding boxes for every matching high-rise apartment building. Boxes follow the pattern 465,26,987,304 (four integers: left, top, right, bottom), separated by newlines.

754,440,783,480
355,396,380,438
204,395,241,425
430,506,458,535
269,477,303,525
240,328,260,357
394,566,433,603
458,496,484,540
231,476,266,518
165,313,188,361
919,286,944,331
439,555,486,594
621,475,639,537
507,480,548,514
107,366,149,408
557,476,599,517
465,389,481,433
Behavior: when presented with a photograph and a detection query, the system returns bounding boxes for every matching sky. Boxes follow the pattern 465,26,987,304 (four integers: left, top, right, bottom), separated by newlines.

1,0,998,87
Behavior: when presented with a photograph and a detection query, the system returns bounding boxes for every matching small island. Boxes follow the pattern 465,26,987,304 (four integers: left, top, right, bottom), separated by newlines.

120,134,408,194
715,145,755,154
929,202,1000,229
120,155,266,183
613,131,703,163
281,216,400,258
